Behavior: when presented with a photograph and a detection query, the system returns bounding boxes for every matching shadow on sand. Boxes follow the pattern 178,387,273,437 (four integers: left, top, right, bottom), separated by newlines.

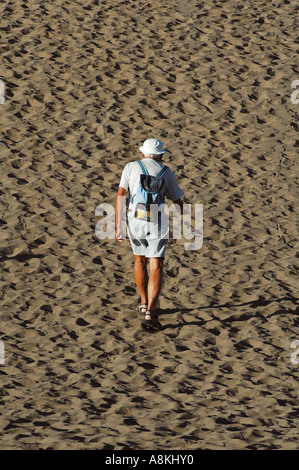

155,295,298,331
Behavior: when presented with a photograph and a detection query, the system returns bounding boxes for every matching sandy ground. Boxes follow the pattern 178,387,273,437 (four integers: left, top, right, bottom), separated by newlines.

0,0,298,450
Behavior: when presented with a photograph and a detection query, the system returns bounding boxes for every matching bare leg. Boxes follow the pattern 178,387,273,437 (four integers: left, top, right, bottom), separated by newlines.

134,255,148,305
146,257,164,318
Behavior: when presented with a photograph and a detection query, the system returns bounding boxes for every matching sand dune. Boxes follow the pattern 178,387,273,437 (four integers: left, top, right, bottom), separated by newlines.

0,0,298,450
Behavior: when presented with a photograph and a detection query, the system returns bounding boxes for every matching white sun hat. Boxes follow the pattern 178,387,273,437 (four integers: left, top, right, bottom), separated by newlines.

139,138,167,155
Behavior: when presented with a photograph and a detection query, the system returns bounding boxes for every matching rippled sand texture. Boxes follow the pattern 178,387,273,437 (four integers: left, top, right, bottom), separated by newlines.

0,0,298,450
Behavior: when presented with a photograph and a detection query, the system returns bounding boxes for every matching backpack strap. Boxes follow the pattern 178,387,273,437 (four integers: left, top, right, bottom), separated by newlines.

137,160,149,175
156,165,169,178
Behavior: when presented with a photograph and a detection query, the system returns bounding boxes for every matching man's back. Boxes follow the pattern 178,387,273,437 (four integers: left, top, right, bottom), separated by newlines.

119,158,184,203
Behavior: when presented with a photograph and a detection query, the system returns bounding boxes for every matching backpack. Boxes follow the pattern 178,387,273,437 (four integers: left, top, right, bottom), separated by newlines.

130,160,169,222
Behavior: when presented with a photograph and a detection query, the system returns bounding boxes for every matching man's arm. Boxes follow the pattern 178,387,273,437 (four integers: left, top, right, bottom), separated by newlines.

115,187,127,242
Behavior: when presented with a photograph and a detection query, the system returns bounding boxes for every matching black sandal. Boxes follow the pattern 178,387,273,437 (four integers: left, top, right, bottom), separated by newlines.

141,310,162,331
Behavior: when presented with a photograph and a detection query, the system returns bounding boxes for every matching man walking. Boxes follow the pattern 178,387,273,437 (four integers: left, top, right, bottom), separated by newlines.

115,138,184,330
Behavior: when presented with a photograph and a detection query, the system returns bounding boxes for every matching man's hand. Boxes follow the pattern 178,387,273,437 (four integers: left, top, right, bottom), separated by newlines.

115,228,125,243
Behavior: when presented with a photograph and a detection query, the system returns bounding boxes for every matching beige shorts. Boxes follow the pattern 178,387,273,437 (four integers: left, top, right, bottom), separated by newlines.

127,213,169,258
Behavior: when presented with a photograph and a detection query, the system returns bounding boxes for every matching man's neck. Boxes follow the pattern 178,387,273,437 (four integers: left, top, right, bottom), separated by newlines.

143,156,163,162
